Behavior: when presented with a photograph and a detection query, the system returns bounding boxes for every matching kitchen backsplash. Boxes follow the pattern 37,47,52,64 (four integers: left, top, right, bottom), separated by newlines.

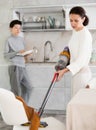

24,30,96,63
24,31,72,63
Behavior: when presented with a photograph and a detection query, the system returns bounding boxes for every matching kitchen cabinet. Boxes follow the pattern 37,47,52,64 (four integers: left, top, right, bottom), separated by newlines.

63,3,96,30
84,4,96,30
26,63,71,112
0,65,10,90
90,65,96,77
26,63,96,112
13,5,65,32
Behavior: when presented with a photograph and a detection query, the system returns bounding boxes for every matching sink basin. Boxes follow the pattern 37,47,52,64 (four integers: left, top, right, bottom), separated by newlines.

26,62,57,66
27,61,56,64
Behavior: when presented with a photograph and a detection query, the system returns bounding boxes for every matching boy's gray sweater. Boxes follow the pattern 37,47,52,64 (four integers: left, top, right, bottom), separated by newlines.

4,35,25,67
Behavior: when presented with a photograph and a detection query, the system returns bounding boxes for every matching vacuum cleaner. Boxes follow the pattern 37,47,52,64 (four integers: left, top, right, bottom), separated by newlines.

37,46,70,127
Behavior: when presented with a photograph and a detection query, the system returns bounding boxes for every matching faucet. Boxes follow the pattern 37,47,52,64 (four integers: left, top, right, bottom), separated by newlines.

44,40,53,62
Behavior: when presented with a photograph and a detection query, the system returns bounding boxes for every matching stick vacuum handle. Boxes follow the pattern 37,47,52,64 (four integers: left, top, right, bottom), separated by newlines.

38,72,58,117
52,72,59,83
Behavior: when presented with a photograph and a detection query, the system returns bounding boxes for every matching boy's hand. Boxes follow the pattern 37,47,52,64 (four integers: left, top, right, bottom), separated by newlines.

19,50,25,54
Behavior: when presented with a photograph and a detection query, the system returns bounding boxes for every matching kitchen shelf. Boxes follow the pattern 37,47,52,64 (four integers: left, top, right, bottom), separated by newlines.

22,28,66,32
13,5,65,32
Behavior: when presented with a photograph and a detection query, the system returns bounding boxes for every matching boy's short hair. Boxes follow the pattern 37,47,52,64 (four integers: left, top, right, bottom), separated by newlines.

9,20,22,28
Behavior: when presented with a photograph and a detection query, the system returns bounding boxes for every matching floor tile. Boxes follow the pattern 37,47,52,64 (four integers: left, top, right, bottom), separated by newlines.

0,113,65,130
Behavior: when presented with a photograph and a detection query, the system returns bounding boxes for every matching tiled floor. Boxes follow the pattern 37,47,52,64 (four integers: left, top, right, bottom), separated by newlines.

0,113,66,130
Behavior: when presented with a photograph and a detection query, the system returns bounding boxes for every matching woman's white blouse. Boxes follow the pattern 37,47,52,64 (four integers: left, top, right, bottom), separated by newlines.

67,27,92,75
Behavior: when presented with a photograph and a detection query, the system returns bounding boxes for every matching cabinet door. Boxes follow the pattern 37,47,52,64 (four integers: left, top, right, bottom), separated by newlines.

84,6,96,29
64,4,96,30
26,64,71,111
65,8,72,30
90,66,96,77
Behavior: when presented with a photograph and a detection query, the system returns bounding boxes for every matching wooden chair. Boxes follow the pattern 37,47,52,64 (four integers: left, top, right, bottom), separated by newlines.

0,88,65,130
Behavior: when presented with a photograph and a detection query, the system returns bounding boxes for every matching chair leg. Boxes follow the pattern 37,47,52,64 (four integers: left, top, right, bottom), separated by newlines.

30,111,40,130
16,96,40,130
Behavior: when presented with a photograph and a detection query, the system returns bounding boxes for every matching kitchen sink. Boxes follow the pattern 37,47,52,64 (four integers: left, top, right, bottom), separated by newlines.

26,61,57,64
32,61,56,63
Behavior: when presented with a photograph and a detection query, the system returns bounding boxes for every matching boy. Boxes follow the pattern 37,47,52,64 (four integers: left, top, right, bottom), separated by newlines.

4,20,32,103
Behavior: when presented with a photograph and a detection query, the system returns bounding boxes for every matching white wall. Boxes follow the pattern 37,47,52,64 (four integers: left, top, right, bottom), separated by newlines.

13,0,96,6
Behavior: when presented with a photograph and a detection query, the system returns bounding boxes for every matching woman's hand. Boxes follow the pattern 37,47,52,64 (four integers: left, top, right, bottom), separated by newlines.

85,85,90,89
56,68,69,81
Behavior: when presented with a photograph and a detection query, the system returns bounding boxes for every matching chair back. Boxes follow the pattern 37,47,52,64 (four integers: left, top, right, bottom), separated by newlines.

0,88,28,125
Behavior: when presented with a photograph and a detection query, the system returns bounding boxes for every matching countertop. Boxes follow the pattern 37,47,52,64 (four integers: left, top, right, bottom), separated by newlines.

26,62,96,66
26,62,56,66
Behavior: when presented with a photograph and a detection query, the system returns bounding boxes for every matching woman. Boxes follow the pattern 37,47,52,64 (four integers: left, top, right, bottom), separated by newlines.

57,6,92,96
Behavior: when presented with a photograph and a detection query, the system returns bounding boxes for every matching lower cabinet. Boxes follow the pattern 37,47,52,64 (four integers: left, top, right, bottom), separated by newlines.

26,64,71,112
0,65,10,90
90,65,96,77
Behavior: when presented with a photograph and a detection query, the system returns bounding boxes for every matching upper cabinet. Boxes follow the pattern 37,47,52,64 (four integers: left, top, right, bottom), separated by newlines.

13,5,65,32
63,3,96,30
13,3,96,32
84,4,96,30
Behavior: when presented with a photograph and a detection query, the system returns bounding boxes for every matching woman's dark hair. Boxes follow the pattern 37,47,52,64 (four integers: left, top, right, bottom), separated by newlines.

9,20,22,28
69,6,89,26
